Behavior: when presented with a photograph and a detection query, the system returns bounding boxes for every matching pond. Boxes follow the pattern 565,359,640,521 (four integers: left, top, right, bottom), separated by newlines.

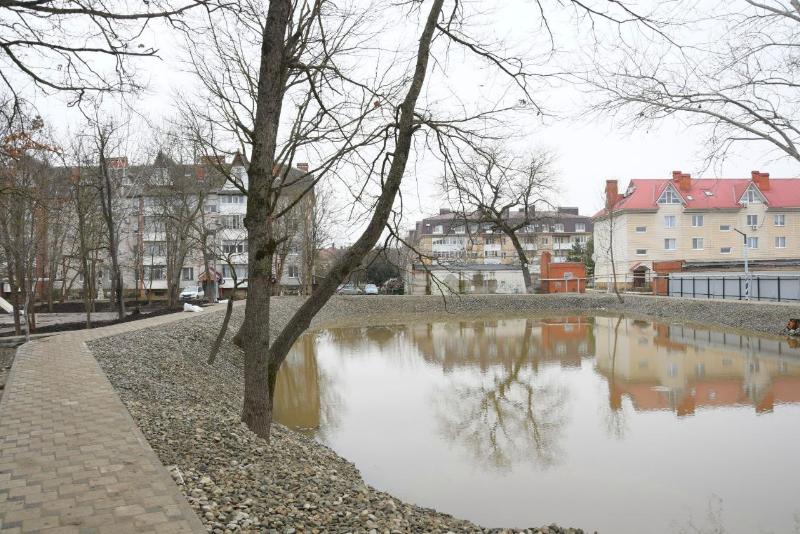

273,315,800,534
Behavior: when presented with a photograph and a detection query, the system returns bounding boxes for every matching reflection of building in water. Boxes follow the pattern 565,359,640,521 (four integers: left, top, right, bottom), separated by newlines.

273,335,322,430
594,316,800,415
406,317,595,372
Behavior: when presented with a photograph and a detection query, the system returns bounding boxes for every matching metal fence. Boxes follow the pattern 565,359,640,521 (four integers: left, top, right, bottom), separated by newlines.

589,272,800,302
667,274,800,302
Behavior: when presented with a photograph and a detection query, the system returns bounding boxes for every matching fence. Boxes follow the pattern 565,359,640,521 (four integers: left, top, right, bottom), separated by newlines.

589,272,800,303
667,274,800,302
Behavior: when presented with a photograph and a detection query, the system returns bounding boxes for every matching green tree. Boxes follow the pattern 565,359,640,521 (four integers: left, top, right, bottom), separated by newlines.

567,238,594,277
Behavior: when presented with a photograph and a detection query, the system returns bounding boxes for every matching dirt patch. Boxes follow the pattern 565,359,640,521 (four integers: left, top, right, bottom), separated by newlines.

0,347,14,400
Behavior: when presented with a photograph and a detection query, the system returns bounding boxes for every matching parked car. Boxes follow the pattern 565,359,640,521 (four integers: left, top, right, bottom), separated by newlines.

180,285,205,301
336,283,361,295
364,283,379,295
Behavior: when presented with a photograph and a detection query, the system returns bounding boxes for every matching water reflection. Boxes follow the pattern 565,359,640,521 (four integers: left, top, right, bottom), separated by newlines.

272,315,800,533
273,334,342,438
593,316,800,415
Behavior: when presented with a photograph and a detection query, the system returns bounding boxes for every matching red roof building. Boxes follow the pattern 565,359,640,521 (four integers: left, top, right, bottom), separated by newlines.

592,171,800,289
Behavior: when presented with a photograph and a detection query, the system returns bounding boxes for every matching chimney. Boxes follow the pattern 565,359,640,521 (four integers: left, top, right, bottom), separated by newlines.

672,170,692,192
296,162,309,173
439,208,451,215
605,180,619,209
751,170,770,191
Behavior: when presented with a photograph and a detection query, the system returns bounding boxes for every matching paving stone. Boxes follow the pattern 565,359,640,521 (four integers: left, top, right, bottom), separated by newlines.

0,308,223,533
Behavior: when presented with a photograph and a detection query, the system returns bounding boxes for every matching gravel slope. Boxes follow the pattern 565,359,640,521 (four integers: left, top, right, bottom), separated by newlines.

89,293,800,533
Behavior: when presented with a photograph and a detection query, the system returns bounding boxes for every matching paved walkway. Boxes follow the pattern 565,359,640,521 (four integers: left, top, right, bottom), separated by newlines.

0,307,226,533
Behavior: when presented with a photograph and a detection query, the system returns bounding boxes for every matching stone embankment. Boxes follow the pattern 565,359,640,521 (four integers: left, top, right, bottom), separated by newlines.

88,293,799,533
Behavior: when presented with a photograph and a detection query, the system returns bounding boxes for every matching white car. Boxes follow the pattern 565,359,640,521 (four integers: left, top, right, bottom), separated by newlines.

363,283,379,295
180,285,205,301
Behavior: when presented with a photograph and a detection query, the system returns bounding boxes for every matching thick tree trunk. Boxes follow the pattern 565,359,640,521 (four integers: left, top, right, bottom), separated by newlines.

240,0,445,440
506,230,534,293
239,0,292,436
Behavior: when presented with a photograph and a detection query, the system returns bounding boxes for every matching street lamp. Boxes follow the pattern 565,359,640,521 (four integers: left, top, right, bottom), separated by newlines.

734,228,751,300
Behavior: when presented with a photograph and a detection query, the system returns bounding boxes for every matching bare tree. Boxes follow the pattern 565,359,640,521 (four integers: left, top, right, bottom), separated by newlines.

81,117,134,320
186,0,663,439
442,148,556,293
593,185,624,302
0,0,220,105
62,144,107,327
593,1,800,167
0,107,57,336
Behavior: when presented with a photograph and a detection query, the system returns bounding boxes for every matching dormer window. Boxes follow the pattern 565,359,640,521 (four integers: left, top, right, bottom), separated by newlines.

657,185,682,204
741,184,764,204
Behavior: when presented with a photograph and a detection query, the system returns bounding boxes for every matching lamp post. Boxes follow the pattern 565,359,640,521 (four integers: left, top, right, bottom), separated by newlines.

734,228,750,300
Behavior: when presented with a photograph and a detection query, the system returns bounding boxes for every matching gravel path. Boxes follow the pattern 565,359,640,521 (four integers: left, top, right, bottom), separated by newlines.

88,293,800,534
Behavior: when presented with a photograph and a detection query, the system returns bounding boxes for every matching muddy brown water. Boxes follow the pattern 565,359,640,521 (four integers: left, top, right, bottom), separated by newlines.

273,315,800,534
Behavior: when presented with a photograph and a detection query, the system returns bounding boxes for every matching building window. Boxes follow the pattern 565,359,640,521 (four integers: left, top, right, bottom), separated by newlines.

747,236,759,249
720,247,732,254
746,214,758,227
144,241,166,257
484,236,497,245
454,225,465,234
664,215,676,229
287,265,299,278
635,226,647,233
719,224,731,231
222,241,246,254
144,216,165,232
143,265,166,281
691,215,704,227
204,202,218,213
692,238,704,250
744,188,760,203
658,187,681,204
664,238,677,250
575,223,586,232
636,249,647,256
221,215,244,229
182,267,194,281
775,236,786,248
774,214,785,227
554,223,565,233
221,195,245,204
433,225,443,234
484,250,500,258
219,263,248,280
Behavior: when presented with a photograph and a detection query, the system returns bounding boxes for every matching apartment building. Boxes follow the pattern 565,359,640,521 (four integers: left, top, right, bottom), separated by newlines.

121,153,316,297
593,171,800,288
13,153,317,303
406,207,593,294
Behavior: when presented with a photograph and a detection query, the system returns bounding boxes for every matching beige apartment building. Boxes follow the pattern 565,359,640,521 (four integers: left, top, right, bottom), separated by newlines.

406,207,592,294
593,171,800,288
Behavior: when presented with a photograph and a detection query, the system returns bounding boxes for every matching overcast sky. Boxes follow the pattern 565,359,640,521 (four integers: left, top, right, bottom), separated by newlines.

25,0,800,243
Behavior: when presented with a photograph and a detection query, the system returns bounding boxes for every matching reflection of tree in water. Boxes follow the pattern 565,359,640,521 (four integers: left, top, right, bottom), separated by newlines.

435,319,568,471
272,333,342,439
602,315,628,439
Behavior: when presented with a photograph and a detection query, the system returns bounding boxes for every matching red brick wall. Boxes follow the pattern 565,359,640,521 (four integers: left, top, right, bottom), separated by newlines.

540,251,586,293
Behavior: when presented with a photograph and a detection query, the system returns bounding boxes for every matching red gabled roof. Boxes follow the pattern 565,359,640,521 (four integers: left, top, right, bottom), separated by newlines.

594,175,800,218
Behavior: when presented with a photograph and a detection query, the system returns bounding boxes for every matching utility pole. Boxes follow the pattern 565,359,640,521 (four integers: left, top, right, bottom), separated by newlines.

734,228,750,300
